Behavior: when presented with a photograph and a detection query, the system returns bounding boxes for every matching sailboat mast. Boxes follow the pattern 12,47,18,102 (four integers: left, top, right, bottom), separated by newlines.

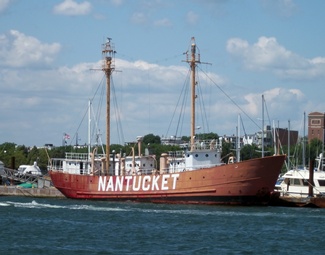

102,38,115,169
185,37,200,151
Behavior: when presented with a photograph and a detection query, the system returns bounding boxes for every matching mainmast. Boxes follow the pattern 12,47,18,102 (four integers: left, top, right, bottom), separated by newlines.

102,38,115,172
184,37,201,151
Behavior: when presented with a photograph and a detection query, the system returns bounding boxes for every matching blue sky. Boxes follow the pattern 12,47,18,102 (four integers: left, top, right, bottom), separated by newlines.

1,0,325,147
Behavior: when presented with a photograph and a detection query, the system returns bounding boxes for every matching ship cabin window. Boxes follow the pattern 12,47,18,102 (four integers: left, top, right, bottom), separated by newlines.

143,164,146,167
205,154,209,157
195,154,198,157
292,178,302,186
302,179,309,186
318,180,325,186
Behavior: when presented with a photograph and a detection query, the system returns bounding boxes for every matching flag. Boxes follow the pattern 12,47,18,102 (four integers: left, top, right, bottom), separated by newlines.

64,133,70,140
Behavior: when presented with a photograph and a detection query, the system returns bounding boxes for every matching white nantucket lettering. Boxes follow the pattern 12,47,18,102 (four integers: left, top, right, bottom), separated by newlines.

125,176,132,191
98,176,106,191
115,176,124,192
151,175,160,191
142,176,151,191
106,176,114,191
171,173,179,189
98,174,179,192
132,176,142,191
161,174,169,190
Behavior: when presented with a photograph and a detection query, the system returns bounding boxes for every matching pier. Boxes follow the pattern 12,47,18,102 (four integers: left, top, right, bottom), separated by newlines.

0,167,64,198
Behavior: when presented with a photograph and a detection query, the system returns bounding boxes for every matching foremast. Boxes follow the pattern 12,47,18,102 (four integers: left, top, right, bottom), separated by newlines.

184,37,201,151
102,38,115,174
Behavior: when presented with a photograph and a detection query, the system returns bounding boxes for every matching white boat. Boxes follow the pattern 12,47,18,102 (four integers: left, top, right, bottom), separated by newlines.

275,153,325,197
17,161,42,176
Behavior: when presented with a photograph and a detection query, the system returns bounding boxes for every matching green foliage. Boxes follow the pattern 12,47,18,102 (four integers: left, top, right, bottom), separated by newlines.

143,134,161,144
240,144,260,160
182,132,218,142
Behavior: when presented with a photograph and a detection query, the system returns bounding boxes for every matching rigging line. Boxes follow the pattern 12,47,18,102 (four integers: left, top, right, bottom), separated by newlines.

165,68,190,137
111,77,125,144
90,102,105,153
63,74,106,148
290,114,305,167
198,65,261,130
196,69,210,133
69,74,103,145
263,97,275,147
176,69,191,138
93,77,105,145
239,114,248,137
179,73,190,137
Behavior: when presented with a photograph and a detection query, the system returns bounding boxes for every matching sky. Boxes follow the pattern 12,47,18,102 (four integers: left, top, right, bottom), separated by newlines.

1,0,325,147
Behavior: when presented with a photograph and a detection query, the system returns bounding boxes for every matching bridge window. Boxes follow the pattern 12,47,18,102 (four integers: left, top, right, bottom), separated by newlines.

318,180,325,186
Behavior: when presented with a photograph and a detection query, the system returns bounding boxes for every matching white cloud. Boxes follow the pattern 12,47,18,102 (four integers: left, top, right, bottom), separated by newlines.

226,36,325,81
53,0,92,16
0,30,61,68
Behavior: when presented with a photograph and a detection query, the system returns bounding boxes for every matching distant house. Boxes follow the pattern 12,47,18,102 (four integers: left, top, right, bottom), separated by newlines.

242,134,255,146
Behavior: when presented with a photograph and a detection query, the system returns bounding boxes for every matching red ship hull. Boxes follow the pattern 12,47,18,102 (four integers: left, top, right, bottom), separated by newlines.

49,155,285,205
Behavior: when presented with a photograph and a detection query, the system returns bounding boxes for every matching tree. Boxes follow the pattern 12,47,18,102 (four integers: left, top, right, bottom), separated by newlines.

143,134,161,144
240,144,260,160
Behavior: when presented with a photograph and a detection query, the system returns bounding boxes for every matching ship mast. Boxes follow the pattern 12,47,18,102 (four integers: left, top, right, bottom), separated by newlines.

102,38,115,172
184,37,201,151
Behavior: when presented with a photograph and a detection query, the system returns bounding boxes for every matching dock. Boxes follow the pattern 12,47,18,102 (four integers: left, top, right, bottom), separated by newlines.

0,185,64,198
0,166,64,198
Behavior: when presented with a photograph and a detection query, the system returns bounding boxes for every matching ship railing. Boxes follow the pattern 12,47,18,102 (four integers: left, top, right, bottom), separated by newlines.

167,151,184,157
160,163,224,173
65,152,106,160
49,158,64,171
192,139,222,151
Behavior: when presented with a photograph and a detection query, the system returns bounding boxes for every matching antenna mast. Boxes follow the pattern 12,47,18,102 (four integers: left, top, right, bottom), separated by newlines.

102,37,115,173
184,37,201,151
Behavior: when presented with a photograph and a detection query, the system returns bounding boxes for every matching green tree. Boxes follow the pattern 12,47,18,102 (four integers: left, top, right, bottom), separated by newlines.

143,134,161,144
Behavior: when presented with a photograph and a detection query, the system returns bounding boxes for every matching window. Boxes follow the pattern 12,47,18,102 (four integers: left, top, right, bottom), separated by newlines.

302,179,309,186
318,180,325,186
311,119,321,125
292,178,302,186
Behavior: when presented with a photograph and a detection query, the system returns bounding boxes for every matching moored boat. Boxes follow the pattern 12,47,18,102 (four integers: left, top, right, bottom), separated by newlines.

275,153,325,199
49,37,286,205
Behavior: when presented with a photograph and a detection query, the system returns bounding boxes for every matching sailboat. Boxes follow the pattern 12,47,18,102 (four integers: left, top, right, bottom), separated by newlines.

49,37,286,205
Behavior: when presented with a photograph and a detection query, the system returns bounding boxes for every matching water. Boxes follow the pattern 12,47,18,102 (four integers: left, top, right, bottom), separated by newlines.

0,196,324,255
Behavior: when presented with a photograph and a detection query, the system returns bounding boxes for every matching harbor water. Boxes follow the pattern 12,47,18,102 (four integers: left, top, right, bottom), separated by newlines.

0,196,324,255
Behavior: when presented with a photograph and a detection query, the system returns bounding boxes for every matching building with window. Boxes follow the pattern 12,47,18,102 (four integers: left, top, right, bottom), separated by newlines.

308,112,325,143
